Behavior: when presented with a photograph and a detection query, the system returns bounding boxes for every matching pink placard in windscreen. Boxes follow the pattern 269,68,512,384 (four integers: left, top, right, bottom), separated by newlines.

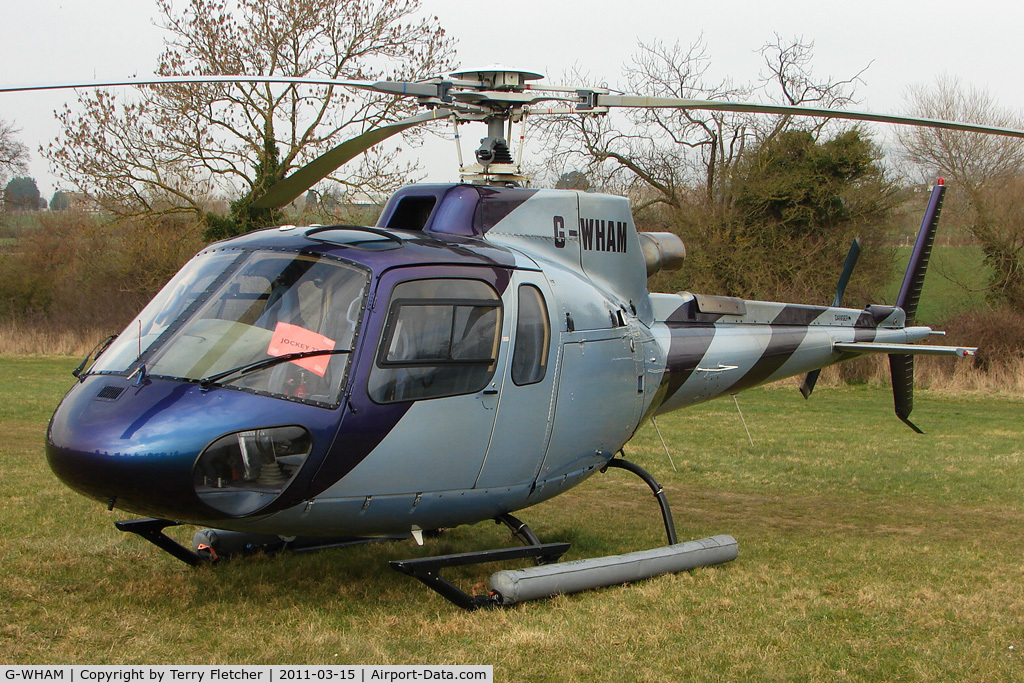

267,322,336,377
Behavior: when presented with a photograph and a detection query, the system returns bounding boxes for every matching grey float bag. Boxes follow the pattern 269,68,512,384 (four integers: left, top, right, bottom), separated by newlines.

488,534,738,605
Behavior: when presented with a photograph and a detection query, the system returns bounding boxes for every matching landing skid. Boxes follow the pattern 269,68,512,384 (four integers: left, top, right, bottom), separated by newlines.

117,458,737,609
602,455,678,545
390,542,572,610
115,518,207,566
391,457,738,609
495,511,542,547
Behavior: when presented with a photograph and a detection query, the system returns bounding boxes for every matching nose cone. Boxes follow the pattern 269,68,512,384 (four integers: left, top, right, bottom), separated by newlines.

48,377,228,520
46,375,340,522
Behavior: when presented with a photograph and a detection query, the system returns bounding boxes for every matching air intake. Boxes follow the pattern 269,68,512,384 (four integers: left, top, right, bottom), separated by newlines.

96,385,126,401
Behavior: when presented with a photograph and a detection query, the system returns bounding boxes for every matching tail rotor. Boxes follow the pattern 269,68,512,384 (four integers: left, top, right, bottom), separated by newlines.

800,237,862,399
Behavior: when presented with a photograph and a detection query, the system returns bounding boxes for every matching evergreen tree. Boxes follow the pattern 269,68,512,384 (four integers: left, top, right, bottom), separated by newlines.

4,177,42,212
49,190,72,211
659,129,899,303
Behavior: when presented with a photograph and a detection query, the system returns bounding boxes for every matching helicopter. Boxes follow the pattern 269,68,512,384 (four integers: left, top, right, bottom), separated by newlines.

10,67,1020,609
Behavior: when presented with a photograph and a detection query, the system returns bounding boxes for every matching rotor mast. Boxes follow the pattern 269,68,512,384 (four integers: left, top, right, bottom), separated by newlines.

449,67,542,187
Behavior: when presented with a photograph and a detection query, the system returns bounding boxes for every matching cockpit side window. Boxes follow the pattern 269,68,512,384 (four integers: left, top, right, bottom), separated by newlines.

369,279,502,403
511,284,550,385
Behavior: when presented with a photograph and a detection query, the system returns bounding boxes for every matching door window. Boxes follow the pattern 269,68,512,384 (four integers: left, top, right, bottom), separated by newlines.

369,279,502,402
511,284,550,386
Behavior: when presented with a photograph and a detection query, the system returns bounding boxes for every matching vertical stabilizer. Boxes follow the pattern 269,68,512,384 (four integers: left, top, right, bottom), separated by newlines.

890,180,946,432
897,180,946,325
890,353,923,434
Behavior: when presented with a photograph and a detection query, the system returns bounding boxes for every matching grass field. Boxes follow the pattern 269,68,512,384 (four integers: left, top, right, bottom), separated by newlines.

2,357,1023,680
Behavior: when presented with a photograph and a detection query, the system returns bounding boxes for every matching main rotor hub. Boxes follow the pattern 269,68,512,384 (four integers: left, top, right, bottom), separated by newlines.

450,66,544,90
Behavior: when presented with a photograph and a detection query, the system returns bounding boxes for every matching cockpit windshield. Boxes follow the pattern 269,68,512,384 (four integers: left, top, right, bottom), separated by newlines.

89,249,370,407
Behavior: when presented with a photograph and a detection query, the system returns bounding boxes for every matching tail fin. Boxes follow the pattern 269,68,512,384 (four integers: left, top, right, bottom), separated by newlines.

890,353,923,433
896,180,946,325
890,180,947,432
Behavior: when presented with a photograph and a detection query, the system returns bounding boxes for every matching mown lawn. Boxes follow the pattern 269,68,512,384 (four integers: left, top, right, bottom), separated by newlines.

2,357,1022,681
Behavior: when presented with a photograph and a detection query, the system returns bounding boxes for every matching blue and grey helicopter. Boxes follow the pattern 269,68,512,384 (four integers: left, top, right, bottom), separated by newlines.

11,68,1018,608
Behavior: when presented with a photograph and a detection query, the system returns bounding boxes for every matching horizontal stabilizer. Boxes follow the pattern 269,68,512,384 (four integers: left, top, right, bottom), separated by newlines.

833,342,977,357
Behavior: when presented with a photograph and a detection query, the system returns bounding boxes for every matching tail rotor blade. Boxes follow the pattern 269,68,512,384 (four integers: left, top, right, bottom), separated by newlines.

832,237,862,307
798,372,820,400
252,108,452,209
801,237,862,399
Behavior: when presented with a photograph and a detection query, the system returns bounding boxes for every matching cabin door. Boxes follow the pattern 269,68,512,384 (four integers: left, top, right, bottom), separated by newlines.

474,272,558,489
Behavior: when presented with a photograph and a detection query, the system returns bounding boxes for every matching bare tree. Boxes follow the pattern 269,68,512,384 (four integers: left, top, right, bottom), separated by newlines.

750,36,868,140
898,75,1024,310
0,119,29,187
47,0,454,236
540,37,744,215
540,35,867,218
538,35,892,302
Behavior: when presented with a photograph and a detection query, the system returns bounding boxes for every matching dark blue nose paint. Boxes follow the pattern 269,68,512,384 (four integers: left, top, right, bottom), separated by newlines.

47,374,345,521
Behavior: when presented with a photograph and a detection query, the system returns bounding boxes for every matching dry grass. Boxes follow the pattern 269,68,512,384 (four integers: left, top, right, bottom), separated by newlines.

0,211,201,344
804,354,1024,395
0,321,113,356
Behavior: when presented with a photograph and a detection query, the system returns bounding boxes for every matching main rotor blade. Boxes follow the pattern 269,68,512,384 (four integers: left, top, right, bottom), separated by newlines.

0,75,442,98
596,95,1024,138
251,108,453,210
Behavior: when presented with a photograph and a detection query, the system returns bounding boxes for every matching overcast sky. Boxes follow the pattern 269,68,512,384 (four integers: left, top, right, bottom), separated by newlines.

2,0,1022,198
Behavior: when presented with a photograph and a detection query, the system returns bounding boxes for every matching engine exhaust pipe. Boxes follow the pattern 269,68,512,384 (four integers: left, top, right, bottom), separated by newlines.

638,232,686,277
488,534,738,605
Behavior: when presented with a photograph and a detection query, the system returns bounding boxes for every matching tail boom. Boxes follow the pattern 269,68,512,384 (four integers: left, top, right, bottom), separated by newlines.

649,296,931,416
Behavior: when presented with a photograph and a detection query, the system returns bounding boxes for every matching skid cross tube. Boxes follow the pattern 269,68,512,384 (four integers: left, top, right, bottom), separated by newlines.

390,543,571,610
602,457,678,545
115,518,209,566
495,512,542,547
